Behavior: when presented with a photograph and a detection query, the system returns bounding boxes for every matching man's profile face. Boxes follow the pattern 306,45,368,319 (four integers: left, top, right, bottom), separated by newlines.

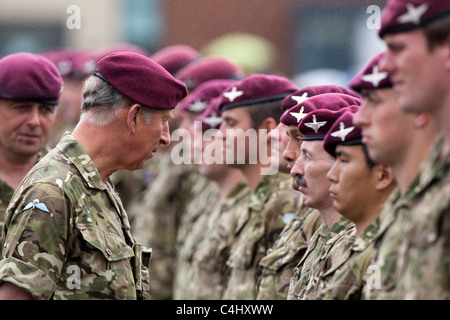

353,88,414,166
0,99,56,160
326,145,377,221
219,107,254,168
283,125,303,172
290,140,335,210
381,29,447,114
131,108,172,169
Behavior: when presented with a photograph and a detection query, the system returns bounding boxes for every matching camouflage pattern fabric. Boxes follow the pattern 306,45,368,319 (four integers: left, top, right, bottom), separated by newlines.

187,180,251,300
316,218,379,299
256,205,322,300
287,216,355,300
130,161,210,299
0,133,148,300
364,136,450,299
0,150,48,240
361,187,407,299
172,179,220,299
0,181,14,240
223,172,303,300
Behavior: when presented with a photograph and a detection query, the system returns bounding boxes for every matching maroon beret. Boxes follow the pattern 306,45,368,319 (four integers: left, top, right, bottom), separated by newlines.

197,96,224,131
218,73,298,111
281,85,361,112
180,79,237,114
349,52,393,93
281,93,363,126
323,110,363,157
42,48,98,81
150,45,200,75
298,105,360,141
0,52,63,105
94,51,188,110
40,48,76,78
379,0,450,38
176,56,244,91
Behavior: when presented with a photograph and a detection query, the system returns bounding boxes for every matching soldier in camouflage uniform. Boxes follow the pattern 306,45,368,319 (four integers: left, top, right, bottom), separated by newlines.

110,44,200,221
0,53,63,239
209,73,303,300
356,0,450,299
189,180,251,299
256,88,361,300
355,7,446,296
317,110,396,299
0,52,187,299
130,61,243,300
287,104,362,300
184,97,251,299
171,81,243,299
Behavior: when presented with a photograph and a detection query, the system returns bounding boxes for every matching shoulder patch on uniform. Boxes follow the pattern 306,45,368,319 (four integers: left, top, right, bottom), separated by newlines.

23,199,50,213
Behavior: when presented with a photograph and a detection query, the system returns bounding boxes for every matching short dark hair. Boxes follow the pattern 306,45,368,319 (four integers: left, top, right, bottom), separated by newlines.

362,143,376,170
246,98,284,129
423,14,450,50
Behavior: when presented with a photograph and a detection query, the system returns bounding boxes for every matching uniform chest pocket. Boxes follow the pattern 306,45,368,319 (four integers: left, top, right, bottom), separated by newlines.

77,223,134,262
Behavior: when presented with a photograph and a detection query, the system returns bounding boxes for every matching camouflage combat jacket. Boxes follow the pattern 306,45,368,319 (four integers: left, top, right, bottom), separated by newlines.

0,134,148,300
316,218,379,299
223,173,303,300
256,205,322,300
0,181,14,240
172,178,220,300
0,150,47,240
188,181,251,300
130,160,201,299
287,216,355,300
364,136,450,299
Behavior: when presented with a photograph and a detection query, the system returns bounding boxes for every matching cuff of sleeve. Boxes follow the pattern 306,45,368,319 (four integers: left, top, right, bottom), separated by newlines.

0,257,56,300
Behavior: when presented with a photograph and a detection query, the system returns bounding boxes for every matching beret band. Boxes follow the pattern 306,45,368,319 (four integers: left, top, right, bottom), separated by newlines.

0,52,63,105
221,93,290,111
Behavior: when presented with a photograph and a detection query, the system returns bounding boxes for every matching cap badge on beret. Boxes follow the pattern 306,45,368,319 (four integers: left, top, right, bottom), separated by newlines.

290,106,307,123
330,122,355,142
361,65,389,87
291,92,309,105
202,111,223,128
223,86,244,102
304,115,327,133
398,3,429,25
187,99,208,113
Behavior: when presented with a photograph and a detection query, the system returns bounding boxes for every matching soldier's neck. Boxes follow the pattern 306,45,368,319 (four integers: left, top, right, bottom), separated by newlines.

0,153,38,189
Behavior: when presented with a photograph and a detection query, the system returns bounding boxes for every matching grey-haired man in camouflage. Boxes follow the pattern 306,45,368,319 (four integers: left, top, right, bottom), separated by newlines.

0,51,187,299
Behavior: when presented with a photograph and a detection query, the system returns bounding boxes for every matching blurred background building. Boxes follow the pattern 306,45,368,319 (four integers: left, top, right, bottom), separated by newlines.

0,0,386,87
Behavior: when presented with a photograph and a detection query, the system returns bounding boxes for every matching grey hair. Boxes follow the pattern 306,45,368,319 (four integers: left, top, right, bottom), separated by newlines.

80,75,154,126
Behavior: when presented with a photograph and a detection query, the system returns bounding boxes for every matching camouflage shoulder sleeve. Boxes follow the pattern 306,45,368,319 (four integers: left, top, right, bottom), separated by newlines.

0,181,70,299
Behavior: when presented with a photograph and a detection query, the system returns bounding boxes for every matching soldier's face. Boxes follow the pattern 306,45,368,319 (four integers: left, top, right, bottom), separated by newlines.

283,125,303,172
327,145,378,221
290,140,335,210
219,108,254,168
0,99,56,159
381,29,448,114
354,89,415,166
132,109,172,169
268,122,289,174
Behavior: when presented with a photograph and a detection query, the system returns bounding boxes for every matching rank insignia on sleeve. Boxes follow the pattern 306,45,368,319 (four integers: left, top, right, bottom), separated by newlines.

23,199,50,213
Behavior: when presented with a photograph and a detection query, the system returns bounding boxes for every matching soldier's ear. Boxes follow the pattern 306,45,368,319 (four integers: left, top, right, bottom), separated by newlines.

127,104,143,134
375,165,395,191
